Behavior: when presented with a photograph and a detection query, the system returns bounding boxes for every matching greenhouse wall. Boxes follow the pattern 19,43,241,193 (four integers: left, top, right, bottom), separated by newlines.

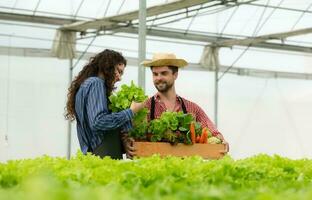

1,55,311,161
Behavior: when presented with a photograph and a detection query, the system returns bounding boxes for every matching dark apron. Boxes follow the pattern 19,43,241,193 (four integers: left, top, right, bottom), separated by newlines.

82,95,124,160
92,129,124,160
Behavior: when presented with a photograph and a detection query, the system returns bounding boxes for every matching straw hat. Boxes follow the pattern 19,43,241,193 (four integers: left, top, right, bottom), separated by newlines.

141,52,188,67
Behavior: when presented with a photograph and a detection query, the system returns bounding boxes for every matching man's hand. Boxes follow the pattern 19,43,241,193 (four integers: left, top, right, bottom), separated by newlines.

216,134,229,154
121,133,136,159
220,140,229,154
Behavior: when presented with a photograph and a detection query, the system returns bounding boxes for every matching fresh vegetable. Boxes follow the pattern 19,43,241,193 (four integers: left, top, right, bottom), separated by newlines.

109,81,149,139
200,127,208,143
190,122,196,144
109,80,147,112
148,111,195,143
108,82,222,145
185,130,192,145
208,136,222,144
196,135,201,143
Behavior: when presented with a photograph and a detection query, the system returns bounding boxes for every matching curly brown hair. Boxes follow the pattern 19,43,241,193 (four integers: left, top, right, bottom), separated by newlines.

65,49,127,121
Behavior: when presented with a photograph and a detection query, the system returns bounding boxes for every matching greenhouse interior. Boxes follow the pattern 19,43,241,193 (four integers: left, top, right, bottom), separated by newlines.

0,0,312,199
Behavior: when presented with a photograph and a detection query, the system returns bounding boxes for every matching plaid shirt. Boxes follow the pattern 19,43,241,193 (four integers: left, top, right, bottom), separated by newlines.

145,93,221,137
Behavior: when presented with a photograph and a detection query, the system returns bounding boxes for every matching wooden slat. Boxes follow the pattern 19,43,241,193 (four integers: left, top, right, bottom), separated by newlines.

134,141,225,159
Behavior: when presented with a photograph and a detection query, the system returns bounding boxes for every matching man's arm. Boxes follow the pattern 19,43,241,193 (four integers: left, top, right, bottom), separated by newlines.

192,103,220,136
192,102,229,153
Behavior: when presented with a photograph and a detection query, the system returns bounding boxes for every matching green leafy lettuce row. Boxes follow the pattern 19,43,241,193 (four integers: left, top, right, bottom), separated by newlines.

1,154,312,200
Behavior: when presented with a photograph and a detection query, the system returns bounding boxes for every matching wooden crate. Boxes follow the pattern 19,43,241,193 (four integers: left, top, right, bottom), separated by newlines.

133,141,225,159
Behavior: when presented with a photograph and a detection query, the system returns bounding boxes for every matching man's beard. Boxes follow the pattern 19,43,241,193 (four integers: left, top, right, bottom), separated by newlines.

155,81,173,93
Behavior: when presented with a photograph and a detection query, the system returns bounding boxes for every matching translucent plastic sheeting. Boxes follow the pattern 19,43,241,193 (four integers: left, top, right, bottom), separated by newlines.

1,56,311,161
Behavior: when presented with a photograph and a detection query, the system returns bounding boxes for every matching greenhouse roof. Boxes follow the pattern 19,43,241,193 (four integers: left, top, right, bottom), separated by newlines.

0,0,312,78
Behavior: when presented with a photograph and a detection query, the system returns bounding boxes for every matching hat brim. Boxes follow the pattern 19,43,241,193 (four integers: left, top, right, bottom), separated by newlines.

141,59,188,67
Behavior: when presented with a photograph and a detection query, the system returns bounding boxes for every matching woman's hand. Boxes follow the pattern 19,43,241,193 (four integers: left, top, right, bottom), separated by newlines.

130,101,145,114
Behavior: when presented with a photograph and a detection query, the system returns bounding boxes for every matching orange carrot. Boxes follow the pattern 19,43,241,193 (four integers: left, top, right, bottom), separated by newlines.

196,135,201,143
190,122,196,144
200,128,208,144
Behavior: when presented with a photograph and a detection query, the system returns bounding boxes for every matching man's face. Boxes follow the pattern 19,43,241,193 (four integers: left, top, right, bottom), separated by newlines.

114,63,125,83
152,66,177,93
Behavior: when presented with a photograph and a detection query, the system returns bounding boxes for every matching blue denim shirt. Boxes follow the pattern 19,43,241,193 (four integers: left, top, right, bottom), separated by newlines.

75,77,133,154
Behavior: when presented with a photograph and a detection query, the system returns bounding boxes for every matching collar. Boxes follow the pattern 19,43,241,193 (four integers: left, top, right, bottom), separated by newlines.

154,92,181,102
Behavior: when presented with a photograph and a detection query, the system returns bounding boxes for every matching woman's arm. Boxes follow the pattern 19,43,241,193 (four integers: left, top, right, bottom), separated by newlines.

86,79,133,132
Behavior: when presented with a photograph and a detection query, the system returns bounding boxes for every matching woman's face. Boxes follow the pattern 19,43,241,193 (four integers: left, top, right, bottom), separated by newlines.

114,63,125,83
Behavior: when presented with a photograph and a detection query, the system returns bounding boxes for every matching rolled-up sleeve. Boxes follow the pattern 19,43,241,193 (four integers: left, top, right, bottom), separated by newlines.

86,79,134,132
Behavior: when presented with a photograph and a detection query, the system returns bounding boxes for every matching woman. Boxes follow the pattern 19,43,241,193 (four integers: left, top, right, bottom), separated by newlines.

65,49,144,159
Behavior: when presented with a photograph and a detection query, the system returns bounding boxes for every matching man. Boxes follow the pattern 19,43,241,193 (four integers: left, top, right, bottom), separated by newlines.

141,52,229,153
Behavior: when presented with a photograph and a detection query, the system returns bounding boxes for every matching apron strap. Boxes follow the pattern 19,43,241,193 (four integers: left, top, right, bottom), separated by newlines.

150,96,187,120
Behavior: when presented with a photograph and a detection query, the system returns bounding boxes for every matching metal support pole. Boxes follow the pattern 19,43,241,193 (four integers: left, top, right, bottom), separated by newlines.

138,0,146,90
67,59,73,159
214,65,219,127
